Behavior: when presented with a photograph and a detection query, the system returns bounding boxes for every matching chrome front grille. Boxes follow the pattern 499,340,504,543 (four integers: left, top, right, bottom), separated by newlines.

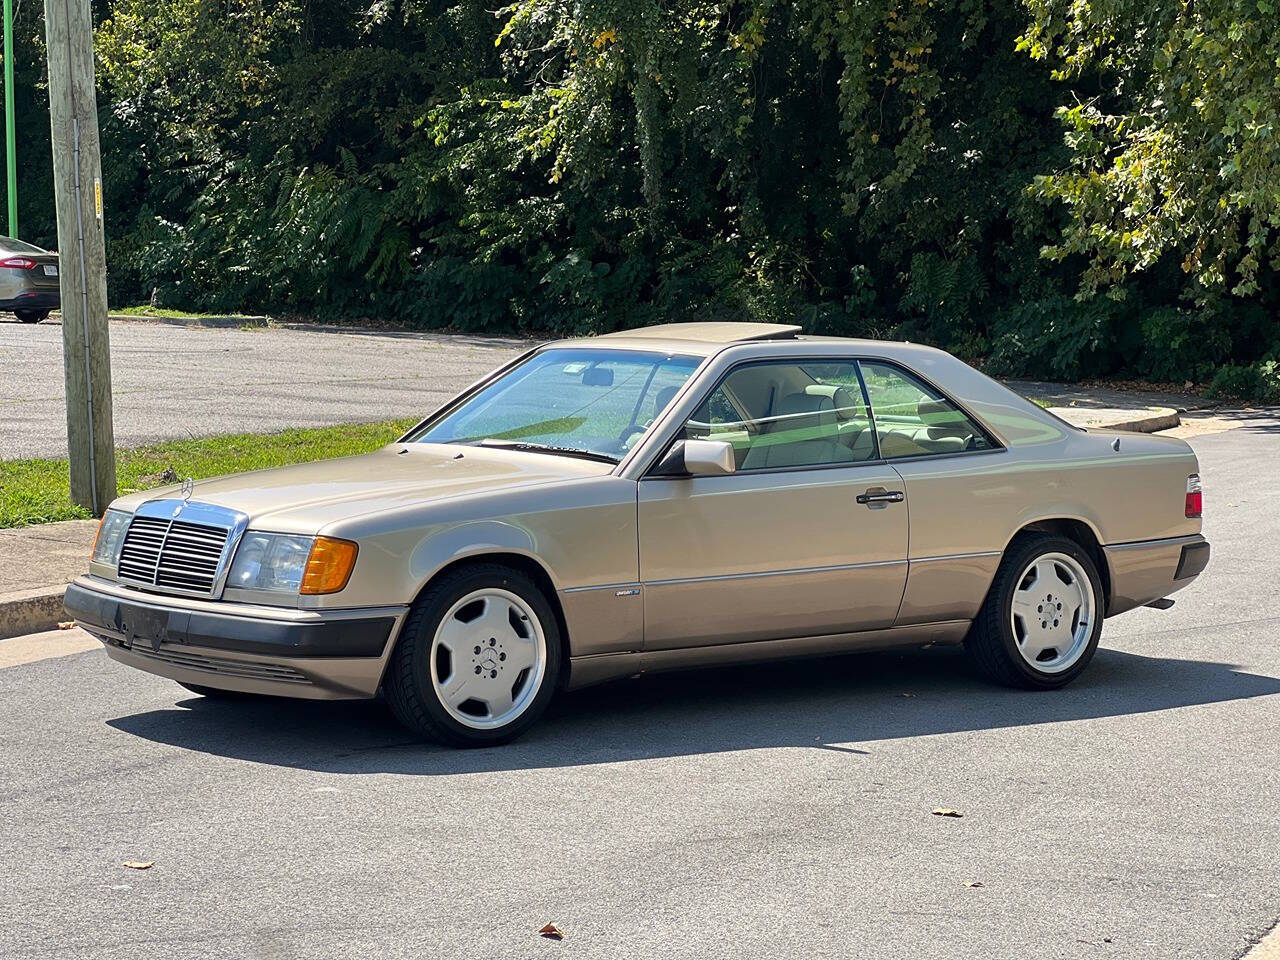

115,500,246,598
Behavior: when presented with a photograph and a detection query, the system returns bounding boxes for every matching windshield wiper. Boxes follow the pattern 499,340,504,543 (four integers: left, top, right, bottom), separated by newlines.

475,438,619,464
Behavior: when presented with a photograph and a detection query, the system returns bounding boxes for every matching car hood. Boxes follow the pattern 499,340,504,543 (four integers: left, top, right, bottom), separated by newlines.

116,443,614,534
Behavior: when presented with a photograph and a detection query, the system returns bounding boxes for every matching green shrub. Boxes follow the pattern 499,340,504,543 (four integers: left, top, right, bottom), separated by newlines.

987,296,1125,381
1134,307,1232,383
1205,362,1280,405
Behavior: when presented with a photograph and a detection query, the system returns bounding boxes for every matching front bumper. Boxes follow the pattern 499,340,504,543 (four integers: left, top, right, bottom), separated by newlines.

65,577,407,699
1102,534,1210,616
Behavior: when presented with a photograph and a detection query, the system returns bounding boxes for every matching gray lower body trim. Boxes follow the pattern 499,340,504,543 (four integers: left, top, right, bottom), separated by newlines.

565,620,969,690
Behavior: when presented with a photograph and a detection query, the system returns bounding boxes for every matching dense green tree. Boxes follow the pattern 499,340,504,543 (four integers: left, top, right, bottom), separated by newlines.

2,0,1276,395
1022,0,1280,299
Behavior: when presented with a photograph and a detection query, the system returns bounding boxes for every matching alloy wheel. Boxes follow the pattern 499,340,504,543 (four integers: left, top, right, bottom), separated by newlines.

1009,551,1096,674
429,588,547,730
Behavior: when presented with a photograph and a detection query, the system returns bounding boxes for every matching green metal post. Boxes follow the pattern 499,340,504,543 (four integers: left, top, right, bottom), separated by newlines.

3,0,15,237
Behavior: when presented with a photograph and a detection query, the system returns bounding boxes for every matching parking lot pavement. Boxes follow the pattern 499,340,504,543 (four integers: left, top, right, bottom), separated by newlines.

2,425,1277,960
0,318,527,459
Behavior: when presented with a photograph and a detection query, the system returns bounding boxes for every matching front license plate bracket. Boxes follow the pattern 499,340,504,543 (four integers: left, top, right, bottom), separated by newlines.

114,604,188,652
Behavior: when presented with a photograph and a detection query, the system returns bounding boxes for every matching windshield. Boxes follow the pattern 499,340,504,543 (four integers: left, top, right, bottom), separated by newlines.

412,348,702,462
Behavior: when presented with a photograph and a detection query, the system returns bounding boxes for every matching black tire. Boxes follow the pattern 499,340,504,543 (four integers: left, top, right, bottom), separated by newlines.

383,563,563,747
177,681,261,699
16,310,49,324
965,533,1104,689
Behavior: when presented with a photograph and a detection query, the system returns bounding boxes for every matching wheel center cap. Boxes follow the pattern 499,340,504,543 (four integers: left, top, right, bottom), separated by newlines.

481,652,499,671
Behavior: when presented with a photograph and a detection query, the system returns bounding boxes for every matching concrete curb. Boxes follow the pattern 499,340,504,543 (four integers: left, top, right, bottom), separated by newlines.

0,588,68,641
1050,406,1181,434
39,311,271,329
1100,408,1181,433
108,313,270,329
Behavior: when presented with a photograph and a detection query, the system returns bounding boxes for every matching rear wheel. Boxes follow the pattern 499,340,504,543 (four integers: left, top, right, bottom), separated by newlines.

965,534,1103,689
384,563,562,747
15,310,49,324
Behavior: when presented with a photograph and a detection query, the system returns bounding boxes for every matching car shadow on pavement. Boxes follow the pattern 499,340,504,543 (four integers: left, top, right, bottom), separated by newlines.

105,645,1280,774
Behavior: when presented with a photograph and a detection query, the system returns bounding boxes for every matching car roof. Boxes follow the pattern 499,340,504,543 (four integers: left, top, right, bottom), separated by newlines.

0,236,51,255
552,322,801,355
552,322,927,358
598,322,802,344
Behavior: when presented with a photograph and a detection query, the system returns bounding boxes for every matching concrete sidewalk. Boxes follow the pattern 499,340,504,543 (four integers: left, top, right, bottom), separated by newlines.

0,520,98,639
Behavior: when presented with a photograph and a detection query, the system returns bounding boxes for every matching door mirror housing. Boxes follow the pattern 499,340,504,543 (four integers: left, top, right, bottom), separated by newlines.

660,438,736,477
685,439,736,476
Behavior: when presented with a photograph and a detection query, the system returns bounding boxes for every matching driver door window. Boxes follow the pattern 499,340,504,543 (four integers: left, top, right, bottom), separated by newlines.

682,361,877,470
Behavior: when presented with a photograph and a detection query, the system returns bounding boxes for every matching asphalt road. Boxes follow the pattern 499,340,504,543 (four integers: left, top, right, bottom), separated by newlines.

2,420,1278,959
0,318,526,459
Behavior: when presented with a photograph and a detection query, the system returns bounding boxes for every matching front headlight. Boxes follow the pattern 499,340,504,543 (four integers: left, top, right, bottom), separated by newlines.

92,509,132,566
227,532,314,594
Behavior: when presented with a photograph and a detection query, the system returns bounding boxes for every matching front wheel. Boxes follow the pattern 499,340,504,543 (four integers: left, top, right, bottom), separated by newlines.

383,563,562,747
16,310,49,324
965,534,1103,689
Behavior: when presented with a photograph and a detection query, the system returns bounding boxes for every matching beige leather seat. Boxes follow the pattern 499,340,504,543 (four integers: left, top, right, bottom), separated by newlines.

803,384,874,460
741,393,855,469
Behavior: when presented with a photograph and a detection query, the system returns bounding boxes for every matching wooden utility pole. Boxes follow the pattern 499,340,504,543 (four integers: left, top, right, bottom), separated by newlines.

4,0,17,236
44,0,114,514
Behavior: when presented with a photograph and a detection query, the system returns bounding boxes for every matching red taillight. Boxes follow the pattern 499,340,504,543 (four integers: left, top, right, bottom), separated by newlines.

0,256,36,269
1185,474,1202,518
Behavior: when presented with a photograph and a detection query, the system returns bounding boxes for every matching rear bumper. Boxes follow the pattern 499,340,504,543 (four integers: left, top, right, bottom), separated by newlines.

65,577,406,699
1,291,60,311
1102,534,1210,616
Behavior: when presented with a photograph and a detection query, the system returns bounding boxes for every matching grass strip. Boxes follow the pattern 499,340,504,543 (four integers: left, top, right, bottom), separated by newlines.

1,418,416,528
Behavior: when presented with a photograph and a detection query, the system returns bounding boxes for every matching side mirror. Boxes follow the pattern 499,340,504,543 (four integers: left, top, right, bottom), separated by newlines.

682,439,736,476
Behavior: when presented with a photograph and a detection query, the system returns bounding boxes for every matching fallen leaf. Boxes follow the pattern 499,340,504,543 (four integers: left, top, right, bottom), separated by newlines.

538,923,564,941
122,861,153,870
966,881,984,888
931,808,963,818
57,621,75,630
898,693,915,698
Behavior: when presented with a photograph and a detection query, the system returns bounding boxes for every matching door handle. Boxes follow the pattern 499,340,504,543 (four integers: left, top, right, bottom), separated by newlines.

856,488,905,505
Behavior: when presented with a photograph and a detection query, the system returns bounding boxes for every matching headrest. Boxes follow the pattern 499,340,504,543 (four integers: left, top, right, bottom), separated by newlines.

805,384,860,420
775,392,836,429
652,385,679,418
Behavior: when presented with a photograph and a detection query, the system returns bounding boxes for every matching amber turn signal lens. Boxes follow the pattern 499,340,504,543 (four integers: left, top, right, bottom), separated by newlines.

299,537,359,595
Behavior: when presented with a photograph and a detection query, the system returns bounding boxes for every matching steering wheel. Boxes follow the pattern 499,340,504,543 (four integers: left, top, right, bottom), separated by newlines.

617,424,647,445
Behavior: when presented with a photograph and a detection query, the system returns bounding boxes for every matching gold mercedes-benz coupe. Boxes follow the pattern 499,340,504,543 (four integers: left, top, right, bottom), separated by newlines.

67,323,1210,746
